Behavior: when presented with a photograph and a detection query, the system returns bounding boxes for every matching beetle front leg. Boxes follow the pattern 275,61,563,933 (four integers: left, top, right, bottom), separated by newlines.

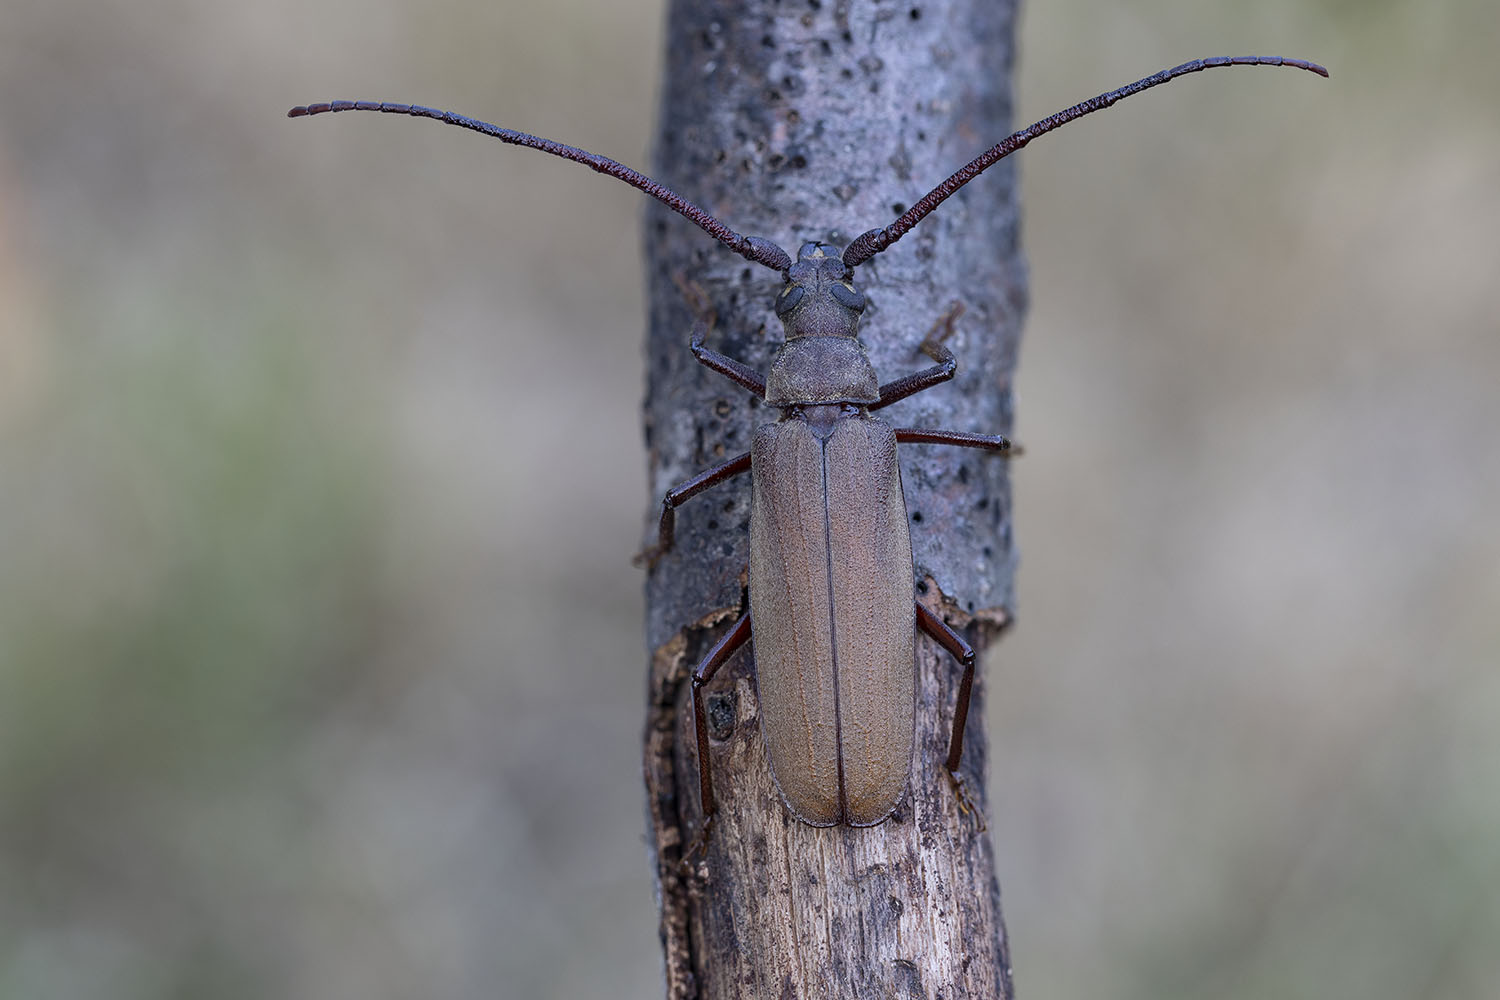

916,602,986,829
633,451,752,568
674,276,767,398
689,318,768,399
870,301,965,411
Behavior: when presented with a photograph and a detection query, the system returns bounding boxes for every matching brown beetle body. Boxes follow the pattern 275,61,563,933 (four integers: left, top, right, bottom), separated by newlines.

289,54,1327,833
665,241,1006,828
745,247,919,824
750,411,916,826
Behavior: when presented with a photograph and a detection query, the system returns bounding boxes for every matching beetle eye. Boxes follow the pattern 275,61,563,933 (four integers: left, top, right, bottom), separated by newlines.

830,283,866,313
775,285,806,316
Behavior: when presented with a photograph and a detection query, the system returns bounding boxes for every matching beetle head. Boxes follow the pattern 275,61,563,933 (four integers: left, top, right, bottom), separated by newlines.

773,242,867,341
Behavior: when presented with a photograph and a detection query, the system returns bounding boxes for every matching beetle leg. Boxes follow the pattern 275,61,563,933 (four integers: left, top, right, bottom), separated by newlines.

915,602,987,828
689,611,753,833
870,301,965,411
633,451,753,568
690,318,768,399
894,427,1015,455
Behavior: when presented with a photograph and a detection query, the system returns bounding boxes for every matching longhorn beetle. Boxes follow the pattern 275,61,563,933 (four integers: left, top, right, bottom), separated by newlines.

291,54,1328,830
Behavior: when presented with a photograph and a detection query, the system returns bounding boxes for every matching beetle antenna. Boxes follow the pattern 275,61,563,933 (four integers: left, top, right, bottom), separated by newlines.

842,56,1328,268
287,101,794,274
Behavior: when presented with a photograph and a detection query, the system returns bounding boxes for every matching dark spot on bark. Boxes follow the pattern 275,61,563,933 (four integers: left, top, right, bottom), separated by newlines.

714,399,733,417
787,109,801,124
911,511,923,523
976,496,989,510
893,959,924,998
707,690,737,740
819,39,832,55
840,67,853,79
909,7,922,20
706,519,719,531
915,579,929,595
722,499,736,513
892,202,906,215
982,546,993,558
766,88,782,104
790,154,808,169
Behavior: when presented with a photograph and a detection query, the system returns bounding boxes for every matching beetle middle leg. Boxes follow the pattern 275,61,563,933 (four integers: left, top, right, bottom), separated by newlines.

894,428,1013,454
634,451,752,568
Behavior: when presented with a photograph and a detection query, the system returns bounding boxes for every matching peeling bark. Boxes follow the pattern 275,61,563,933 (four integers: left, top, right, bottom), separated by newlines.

641,2,1024,996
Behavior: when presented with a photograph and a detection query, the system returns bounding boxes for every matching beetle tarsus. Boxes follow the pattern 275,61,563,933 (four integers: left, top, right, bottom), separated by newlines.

632,541,666,570
947,768,987,832
921,300,966,351
679,814,715,872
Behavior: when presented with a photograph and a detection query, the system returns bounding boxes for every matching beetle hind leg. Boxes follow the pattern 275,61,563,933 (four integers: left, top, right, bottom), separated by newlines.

685,611,753,841
916,602,987,829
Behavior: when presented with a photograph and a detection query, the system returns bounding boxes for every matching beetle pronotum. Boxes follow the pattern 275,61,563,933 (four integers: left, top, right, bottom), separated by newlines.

291,54,1327,830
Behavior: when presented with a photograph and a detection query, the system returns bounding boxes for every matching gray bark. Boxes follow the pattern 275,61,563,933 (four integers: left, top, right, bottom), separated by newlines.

641,2,1024,996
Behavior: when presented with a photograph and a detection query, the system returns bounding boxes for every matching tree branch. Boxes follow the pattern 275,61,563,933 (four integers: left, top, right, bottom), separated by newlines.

641,2,1024,995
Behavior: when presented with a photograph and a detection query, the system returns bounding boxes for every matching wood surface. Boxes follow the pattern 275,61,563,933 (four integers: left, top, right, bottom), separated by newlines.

641,1,1024,995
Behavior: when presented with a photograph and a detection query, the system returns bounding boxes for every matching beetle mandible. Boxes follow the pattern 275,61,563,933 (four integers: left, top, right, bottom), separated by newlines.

290,54,1328,830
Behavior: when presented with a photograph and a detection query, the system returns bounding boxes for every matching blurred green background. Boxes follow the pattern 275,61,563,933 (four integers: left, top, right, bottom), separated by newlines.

2,0,1496,997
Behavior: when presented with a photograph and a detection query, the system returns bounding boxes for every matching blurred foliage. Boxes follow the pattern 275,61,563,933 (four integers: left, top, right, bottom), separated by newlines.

1,298,384,997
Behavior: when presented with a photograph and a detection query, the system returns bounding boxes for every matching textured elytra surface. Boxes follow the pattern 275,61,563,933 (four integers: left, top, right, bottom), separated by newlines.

641,0,1022,997
749,416,915,827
